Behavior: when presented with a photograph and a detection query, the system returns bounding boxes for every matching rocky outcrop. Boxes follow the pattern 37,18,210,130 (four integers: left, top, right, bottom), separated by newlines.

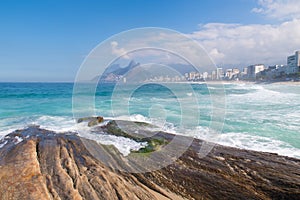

0,127,165,200
77,116,104,127
0,123,299,200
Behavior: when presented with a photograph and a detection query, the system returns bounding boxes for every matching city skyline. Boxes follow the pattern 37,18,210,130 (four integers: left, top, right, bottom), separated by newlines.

101,49,300,83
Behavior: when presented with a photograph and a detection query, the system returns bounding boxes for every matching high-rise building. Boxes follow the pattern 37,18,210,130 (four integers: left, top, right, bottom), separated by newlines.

189,72,196,80
203,72,208,80
216,68,223,80
232,68,240,74
247,64,265,79
225,69,233,79
287,51,300,74
211,70,216,80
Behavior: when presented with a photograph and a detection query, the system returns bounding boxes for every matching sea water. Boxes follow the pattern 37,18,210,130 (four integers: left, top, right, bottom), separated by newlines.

0,82,299,158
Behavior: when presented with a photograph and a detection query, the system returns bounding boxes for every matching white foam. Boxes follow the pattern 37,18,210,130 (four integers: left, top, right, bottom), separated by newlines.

78,132,147,156
14,136,23,145
190,128,300,159
0,115,148,156
107,114,151,123
0,113,299,159
227,84,299,104
0,140,7,148
222,133,300,158
143,121,300,159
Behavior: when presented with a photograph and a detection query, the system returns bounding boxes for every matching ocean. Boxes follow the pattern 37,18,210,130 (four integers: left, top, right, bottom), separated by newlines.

0,82,299,158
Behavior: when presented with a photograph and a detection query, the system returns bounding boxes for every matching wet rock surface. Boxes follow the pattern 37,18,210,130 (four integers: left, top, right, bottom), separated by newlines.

0,123,299,200
77,116,104,127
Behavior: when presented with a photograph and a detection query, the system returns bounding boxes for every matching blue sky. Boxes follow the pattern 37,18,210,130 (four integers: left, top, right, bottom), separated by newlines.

1,0,300,82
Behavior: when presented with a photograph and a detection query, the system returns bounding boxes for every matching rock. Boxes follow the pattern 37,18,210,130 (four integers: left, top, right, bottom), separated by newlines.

96,120,168,153
77,116,104,123
0,125,299,200
87,116,104,127
0,127,162,200
77,117,94,123
77,116,104,127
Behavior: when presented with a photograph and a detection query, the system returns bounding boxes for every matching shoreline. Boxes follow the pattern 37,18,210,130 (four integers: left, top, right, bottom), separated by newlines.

1,117,300,160
144,80,300,85
203,80,300,85
1,80,300,85
1,120,299,160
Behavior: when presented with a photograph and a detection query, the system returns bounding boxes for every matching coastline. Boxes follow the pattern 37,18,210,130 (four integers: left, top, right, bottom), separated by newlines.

259,81,300,85
152,80,300,85
206,80,300,85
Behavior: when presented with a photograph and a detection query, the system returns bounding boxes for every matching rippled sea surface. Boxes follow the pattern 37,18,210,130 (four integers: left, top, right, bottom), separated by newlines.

0,82,299,158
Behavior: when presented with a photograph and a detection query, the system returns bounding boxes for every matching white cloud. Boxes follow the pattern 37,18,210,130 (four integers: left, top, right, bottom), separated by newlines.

108,32,215,69
109,17,300,69
188,19,300,67
111,41,130,59
185,0,300,67
252,0,300,20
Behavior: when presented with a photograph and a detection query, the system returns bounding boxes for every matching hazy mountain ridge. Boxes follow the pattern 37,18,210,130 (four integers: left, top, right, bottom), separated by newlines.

91,61,197,82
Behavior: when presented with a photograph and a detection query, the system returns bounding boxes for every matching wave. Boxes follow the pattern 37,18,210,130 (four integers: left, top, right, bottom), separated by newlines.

1,114,299,158
126,115,300,158
227,84,300,105
216,132,300,159
115,115,300,159
0,115,147,156
173,126,300,159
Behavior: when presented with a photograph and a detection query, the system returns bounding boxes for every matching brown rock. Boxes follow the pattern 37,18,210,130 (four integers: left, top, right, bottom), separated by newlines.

87,116,104,127
0,125,299,200
0,128,161,200
77,116,104,127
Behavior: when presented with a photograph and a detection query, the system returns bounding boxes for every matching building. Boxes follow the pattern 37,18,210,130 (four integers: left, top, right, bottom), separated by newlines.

225,69,233,79
287,51,300,74
203,72,208,80
211,70,216,80
189,72,196,80
243,67,248,74
231,68,240,80
184,73,189,79
232,68,240,74
216,68,224,80
247,64,265,80
239,67,248,79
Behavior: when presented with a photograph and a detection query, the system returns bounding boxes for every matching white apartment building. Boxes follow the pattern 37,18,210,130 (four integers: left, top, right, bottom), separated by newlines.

216,68,223,80
247,64,265,79
287,51,300,74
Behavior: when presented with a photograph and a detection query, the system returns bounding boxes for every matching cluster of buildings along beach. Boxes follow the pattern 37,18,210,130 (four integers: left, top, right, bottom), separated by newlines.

104,51,300,83
185,50,300,82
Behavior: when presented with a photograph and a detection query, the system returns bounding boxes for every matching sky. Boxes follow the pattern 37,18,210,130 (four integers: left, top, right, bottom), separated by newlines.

1,0,300,82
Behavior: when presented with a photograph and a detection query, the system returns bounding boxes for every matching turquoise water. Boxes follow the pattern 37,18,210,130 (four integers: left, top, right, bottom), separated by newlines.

0,82,300,158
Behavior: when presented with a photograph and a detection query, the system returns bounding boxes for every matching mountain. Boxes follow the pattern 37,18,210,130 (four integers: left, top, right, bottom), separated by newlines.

91,60,140,82
109,60,139,76
103,63,120,74
168,63,197,75
91,61,202,83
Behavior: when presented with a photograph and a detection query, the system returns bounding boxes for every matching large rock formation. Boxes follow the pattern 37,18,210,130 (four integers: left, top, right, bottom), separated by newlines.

0,122,299,200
